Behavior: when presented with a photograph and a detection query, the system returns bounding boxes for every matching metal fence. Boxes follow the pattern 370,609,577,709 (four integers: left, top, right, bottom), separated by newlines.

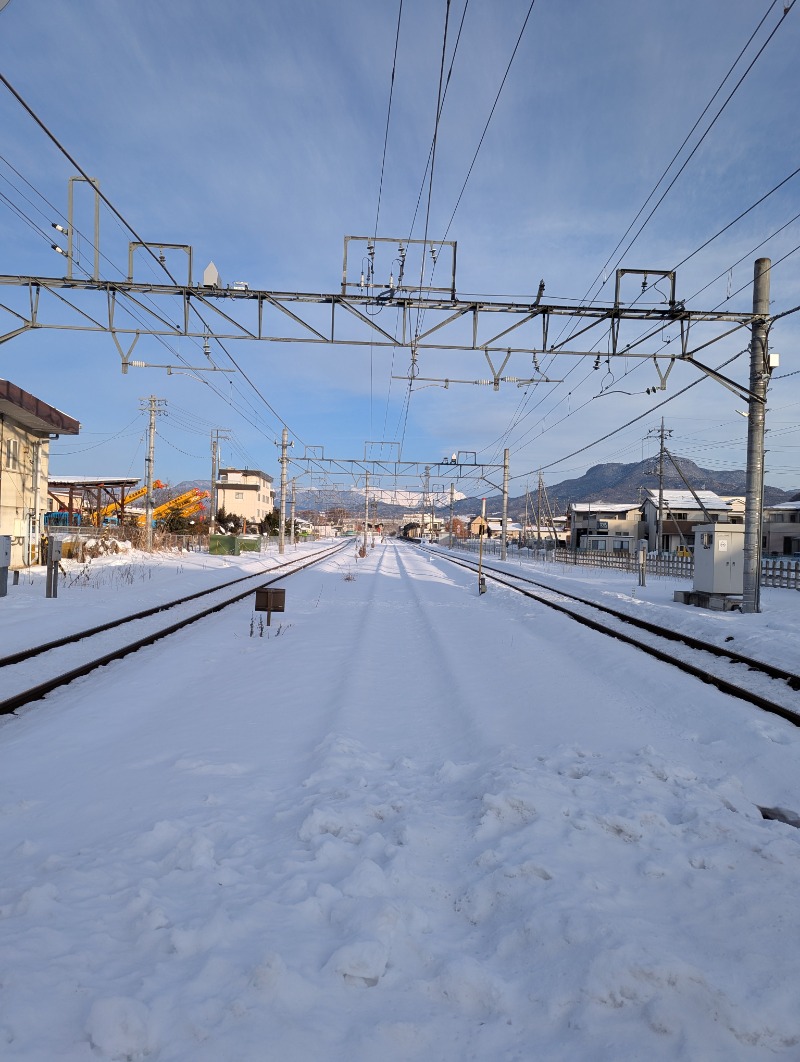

45,526,207,558
450,539,800,587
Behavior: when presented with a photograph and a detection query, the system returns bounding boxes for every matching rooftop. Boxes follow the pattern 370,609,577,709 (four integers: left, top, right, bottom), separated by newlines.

0,380,80,436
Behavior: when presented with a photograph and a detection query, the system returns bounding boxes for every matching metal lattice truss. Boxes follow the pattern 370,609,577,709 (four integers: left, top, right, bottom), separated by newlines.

289,448,504,492
0,259,762,399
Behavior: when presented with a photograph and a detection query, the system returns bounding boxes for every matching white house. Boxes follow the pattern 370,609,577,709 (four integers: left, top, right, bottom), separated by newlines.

215,467,275,527
568,502,643,552
763,500,800,557
641,489,734,554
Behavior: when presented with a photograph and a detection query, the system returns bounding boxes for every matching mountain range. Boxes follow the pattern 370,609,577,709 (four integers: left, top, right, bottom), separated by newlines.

170,458,797,522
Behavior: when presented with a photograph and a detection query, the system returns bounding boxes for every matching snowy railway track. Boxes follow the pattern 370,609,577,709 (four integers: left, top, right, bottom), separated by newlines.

0,541,349,716
424,546,800,726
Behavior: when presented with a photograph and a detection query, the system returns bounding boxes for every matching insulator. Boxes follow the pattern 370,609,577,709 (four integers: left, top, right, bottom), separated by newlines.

389,272,394,288
360,272,365,288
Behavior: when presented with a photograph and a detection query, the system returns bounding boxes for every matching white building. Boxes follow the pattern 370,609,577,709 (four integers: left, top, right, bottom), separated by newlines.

641,489,735,554
216,468,275,527
568,501,643,552
763,501,800,557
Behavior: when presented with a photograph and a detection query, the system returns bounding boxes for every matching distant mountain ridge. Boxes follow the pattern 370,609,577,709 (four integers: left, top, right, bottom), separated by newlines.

479,458,795,521
167,461,797,521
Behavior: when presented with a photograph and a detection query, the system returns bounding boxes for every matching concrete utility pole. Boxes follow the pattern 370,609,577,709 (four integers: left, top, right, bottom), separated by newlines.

501,447,510,561
362,470,369,556
290,477,296,547
208,428,230,534
645,419,672,554
141,395,165,551
478,497,487,594
278,427,290,555
743,258,772,614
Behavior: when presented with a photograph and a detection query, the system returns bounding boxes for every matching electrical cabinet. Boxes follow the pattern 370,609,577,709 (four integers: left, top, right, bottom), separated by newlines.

692,523,744,595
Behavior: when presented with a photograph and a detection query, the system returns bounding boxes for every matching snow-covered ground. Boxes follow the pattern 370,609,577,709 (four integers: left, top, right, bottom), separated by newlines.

1,539,800,1061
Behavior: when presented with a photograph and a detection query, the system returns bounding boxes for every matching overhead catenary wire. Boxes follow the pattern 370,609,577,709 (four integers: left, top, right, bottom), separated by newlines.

489,1,796,469
0,72,306,448
512,347,749,481
583,0,788,305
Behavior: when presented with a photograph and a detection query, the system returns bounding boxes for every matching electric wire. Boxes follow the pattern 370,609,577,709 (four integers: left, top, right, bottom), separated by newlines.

0,73,304,446
492,1,796,468
440,0,536,243
583,0,785,305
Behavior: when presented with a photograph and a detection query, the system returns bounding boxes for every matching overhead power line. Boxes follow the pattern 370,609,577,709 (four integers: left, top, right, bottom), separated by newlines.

0,72,305,446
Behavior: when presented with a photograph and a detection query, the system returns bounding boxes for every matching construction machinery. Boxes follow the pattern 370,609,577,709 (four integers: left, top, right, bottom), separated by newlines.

91,481,165,524
136,488,210,526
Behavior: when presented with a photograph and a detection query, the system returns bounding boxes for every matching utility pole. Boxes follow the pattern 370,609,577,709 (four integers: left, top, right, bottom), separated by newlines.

362,470,369,556
478,497,487,594
290,477,296,547
743,258,772,614
536,472,543,547
501,447,510,561
208,428,230,535
421,466,430,539
449,482,455,548
140,395,165,551
646,419,672,555
277,427,291,555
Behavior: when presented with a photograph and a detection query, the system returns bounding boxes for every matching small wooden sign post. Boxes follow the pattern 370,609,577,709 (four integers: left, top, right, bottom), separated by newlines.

254,586,286,626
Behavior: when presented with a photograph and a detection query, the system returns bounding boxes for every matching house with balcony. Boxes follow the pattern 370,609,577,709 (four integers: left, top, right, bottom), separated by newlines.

568,502,644,553
215,467,275,528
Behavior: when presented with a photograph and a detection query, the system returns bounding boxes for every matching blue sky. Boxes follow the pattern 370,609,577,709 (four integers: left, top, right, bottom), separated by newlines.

1,0,799,499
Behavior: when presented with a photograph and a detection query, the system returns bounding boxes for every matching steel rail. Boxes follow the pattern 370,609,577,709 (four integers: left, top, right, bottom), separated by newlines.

0,542,348,716
0,542,345,670
424,546,800,726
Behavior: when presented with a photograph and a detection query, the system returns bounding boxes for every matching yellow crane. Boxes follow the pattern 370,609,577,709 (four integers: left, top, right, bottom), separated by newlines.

136,488,210,525
93,480,165,524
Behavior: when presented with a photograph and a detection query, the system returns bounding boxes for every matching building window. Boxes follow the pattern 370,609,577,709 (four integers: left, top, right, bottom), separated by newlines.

5,439,19,470
235,492,244,500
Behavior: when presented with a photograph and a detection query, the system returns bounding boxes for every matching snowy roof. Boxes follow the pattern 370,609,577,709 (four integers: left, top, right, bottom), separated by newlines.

570,502,640,514
643,489,731,510
49,475,140,488
765,501,800,512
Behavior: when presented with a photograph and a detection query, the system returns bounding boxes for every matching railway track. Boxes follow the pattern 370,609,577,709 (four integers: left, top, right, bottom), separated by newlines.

0,541,348,716
423,545,800,726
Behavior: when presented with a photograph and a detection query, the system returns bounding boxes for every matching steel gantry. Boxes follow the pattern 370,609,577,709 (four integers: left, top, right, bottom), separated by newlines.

0,249,763,401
